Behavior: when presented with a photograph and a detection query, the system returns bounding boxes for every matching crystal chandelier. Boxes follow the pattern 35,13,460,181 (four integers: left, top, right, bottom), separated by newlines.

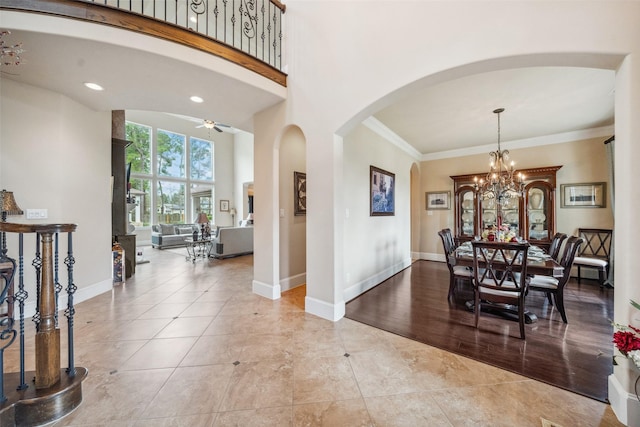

474,108,525,207
1,30,24,66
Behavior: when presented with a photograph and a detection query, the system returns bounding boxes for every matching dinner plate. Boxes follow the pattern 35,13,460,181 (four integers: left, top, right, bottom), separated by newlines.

482,198,495,209
483,211,496,223
462,199,473,210
530,211,546,223
505,211,518,223
461,212,473,223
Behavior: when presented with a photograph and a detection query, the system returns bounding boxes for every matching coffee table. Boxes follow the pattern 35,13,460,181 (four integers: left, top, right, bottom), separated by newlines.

184,238,212,263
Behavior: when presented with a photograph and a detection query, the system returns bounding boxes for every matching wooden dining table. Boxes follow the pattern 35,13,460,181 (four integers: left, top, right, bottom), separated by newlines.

449,242,564,277
449,241,564,323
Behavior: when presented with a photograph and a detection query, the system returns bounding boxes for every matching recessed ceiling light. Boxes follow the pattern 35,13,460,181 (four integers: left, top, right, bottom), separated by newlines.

84,82,104,91
190,96,204,103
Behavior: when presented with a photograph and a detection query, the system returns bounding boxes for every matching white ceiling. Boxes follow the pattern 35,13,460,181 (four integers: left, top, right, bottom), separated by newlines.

0,29,616,155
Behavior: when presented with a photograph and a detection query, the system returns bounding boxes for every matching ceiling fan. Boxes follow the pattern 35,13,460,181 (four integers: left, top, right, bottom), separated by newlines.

197,119,231,133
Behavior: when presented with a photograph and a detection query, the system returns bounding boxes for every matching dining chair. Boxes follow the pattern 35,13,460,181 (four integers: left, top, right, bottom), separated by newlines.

529,236,583,323
547,232,568,261
471,241,530,339
438,229,472,300
572,228,612,288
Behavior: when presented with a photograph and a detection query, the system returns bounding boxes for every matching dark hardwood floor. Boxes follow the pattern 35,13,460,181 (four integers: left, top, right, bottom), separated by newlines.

345,259,614,402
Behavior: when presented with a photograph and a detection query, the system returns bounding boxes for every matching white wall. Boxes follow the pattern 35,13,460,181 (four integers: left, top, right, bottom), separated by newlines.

278,126,306,290
0,79,113,309
342,124,414,301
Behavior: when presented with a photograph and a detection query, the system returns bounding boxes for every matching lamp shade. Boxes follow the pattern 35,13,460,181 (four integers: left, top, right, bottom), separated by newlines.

195,212,209,224
1,190,23,216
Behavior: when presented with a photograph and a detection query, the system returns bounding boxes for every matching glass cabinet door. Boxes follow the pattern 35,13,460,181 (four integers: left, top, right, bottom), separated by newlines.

481,195,497,232
456,187,476,239
500,195,520,235
525,182,554,243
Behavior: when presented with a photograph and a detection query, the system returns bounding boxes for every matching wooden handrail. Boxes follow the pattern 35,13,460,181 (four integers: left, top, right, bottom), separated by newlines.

0,223,77,234
0,0,287,86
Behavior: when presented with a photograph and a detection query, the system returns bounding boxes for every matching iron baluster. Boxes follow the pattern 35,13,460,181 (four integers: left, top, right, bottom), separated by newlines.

64,232,77,376
32,232,42,330
16,233,27,390
0,256,17,403
54,232,62,328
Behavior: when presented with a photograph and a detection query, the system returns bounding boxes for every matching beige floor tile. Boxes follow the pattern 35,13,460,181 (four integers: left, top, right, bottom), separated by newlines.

134,413,216,427
142,365,235,418
155,316,215,338
293,399,373,427
137,302,192,319
365,392,453,426
180,334,245,366
293,355,361,404
180,301,226,317
120,337,198,370
219,360,294,411
213,407,292,427
238,332,294,363
56,369,174,425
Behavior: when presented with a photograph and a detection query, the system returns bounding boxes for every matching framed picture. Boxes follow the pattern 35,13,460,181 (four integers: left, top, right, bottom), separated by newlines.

560,182,606,208
294,171,306,216
220,199,230,212
370,165,395,216
426,191,451,210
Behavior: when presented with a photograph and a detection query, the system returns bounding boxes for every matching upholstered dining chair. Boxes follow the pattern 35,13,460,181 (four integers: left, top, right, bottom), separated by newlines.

471,241,530,339
438,229,473,300
547,232,568,261
528,236,583,323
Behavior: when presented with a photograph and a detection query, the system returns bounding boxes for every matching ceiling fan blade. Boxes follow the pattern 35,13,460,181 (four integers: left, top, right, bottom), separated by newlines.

214,126,223,132
196,124,205,128
216,123,231,128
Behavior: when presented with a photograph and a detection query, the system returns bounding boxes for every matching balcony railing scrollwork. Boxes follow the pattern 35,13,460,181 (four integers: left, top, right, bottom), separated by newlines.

0,0,287,86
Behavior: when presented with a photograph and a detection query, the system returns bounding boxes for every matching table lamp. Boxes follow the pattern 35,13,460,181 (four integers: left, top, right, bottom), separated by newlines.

195,212,209,237
1,189,23,258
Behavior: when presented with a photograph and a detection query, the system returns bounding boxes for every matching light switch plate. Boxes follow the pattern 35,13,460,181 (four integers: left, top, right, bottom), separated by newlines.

26,209,48,219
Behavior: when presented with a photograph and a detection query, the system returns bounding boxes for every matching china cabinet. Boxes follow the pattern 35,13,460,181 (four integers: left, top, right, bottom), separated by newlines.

450,165,561,250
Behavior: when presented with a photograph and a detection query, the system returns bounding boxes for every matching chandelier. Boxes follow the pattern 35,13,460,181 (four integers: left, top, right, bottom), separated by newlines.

474,108,524,207
1,30,24,66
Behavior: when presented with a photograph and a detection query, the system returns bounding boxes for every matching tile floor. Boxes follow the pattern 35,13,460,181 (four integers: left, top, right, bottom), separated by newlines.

8,247,623,426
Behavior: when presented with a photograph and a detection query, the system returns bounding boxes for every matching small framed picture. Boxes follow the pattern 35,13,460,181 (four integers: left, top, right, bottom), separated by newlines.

220,199,230,212
294,171,306,216
426,191,451,210
370,165,395,216
560,182,606,208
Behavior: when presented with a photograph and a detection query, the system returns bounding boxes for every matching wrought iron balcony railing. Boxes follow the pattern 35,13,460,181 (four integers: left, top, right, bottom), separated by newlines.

0,0,287,86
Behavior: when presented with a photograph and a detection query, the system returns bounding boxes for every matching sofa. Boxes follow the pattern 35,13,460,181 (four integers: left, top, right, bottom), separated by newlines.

210,226,253,258
151,223,200,249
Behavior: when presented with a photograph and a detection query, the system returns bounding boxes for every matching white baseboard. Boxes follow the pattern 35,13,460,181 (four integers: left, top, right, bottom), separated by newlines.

21,278,113,319
416,252,445,262
305,295,345,322
609,373,640,426
343,257,413,302
252,279,281,300
279,272,306,292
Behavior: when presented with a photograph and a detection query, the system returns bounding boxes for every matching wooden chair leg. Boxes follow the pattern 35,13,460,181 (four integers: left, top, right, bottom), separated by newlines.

577,265,582,283
518,300,525,339
553,292,568,324
448,275,455,300
474,292,480,329
546,293,553,306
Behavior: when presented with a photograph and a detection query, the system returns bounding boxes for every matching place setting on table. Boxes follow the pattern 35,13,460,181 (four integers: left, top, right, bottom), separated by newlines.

450,226,565,326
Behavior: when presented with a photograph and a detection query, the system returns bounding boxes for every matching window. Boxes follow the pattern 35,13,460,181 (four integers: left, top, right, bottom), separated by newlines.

125,122,151,174
125,120,215,227
129,178,152,226
157,181,185,224
190,137,213,180
157,129,185,178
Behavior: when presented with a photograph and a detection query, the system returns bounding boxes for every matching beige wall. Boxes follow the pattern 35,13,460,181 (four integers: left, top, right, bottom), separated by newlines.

420,136,614,258
278,126,307,290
